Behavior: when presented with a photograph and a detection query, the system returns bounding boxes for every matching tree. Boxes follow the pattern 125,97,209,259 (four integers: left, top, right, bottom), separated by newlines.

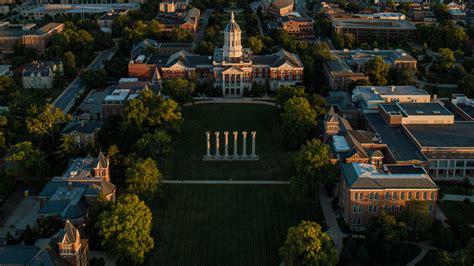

125,158,162,197
80,69,108,89
279,221,338,266
366,213,407,259
290,138,338,201
276,86,305,107
438,48,455,70
26,103,66,145
455,238,474,265
308,94,327,120
281,97,317,149
162,77,196,104
98,194,154,263
6,142,46,178
147,19,162,39
63,51,76,78
132,129,172,160
247,36,264,54
400,200,433,239
364,56,390,86
0,115,7,152
55,135,79,162
459,74,474,97
0,76,17,96
394,66,415,85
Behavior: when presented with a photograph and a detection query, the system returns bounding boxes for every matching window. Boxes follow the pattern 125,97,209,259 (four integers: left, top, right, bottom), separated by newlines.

399,205,403,212
374,193,379,200
384,205,388,212
423,192,427,200
406,204,410,211
357,218,361,225
369,193,374,200
354,193,358,200
358,205,362,213
368,205,373,213
352,218,356,225
416,192,420,200
430,192,435,200
391,205,395,212
393,192,398,200
385,192,389,200
373,205,377,213
401,191,405,200
353,205,357,213
429,204,433,212
408,192,412,200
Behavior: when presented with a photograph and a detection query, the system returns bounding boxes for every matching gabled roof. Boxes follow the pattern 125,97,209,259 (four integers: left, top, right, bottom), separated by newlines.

223,66,245,73
60,220,80,244
97,151,108,169
61,121,102,135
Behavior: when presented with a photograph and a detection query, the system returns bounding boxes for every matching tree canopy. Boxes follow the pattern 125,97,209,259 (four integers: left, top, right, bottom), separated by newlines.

26,103,66,144
364,56,390,86
366,212,407,258
290,138,338,201
98,194,154,263
125,158,162,197
276,86,305,107
279,220,338,266
5,141,46,178
281,97,317,149
162,77,196,104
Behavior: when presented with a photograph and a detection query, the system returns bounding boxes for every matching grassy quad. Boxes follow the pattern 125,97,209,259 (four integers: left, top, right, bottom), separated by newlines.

161,104,290,180
147,184,325,266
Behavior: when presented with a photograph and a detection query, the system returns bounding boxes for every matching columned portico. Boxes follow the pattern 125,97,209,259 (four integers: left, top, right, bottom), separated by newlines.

222,67,245,97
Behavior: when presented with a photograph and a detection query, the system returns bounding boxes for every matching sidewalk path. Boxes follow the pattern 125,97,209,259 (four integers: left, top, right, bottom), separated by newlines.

163,180,289,184
406,240,437,266
318,188,345,255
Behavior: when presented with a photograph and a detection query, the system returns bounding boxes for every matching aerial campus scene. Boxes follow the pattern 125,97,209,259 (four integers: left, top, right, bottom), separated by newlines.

0,0,473,265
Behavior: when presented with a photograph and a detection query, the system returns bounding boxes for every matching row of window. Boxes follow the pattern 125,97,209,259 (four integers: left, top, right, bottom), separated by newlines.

353,203,433,213
354,191,435,201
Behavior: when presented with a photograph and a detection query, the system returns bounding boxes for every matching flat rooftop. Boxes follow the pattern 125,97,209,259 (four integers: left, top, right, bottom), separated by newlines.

404,122,474,148
458,103,474,119
332,18,417,30
354,86,429,101
380,102,452,116
365,113,427,162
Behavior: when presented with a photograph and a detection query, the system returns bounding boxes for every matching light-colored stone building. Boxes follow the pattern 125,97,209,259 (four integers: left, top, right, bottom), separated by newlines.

22,61,63,89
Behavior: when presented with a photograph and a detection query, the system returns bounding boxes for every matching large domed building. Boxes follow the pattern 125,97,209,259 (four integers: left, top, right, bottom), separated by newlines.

128,12,304,97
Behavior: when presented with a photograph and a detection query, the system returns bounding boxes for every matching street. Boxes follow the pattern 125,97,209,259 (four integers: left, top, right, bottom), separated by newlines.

53,46,119,113
194,9,214,47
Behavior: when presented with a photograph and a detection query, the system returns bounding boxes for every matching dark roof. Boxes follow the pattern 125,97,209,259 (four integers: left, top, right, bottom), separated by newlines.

0,246,42,264
458,103,474,119
61,121,102,135
399,102,452,116
365,113,428,162
252,49,303,68
23,61,61,77
404,122,474,148
384,164,427,174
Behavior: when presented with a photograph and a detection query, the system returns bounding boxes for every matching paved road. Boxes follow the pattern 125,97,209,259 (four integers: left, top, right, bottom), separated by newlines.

194,9,214,47
162,180,290,184
53,46,119,113
319,188,346,255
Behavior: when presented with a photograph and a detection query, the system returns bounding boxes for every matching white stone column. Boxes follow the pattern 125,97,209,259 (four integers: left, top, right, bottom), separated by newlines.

215,131,220,156
233,131,238,157
242,131,247,157
251,131,256,157
206,131,211,157
224,131,229,157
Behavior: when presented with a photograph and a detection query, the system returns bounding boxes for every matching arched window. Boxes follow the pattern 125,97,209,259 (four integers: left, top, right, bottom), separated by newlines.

368,205,372,213
408,192,412,200
369,193,374,200
385,192,389,200
354,193,358,200
353,205,357,212
358,205,362,212
393,192,398,200
373,206,377,213
423,192,427,200
430,192,435,200
360,192,364,200
375,193,379,200
401,192,405,200
416,192,420,200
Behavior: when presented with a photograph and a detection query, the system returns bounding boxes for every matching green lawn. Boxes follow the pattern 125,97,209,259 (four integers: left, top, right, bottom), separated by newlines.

147,184,325,266
162,104,290,180
439,200,474,225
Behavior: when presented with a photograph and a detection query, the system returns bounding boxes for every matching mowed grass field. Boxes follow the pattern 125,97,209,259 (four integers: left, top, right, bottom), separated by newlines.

161,104,290,180
147,184,325,266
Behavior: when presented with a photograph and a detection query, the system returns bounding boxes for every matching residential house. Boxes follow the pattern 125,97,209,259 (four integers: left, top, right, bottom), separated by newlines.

22,61,63,89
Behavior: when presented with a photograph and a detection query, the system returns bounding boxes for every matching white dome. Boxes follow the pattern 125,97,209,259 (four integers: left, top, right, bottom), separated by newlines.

225,12,241,33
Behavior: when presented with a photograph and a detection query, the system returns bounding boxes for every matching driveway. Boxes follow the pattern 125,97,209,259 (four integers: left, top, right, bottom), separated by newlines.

53,46,119,114
194,9,214,46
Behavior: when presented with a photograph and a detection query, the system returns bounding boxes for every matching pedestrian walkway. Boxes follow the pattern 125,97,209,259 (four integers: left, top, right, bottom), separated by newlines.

318,188,345,255
163,179,290,184
406,240,437,266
